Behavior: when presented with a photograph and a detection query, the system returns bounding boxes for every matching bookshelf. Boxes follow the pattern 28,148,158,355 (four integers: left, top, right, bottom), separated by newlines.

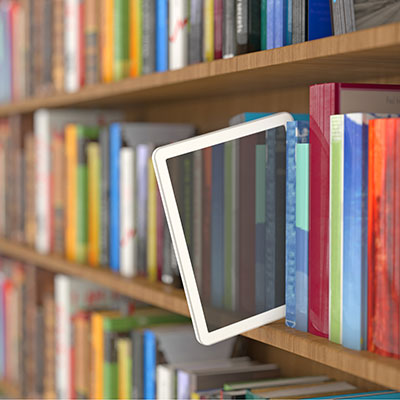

0,21,400,398
0,237,399,392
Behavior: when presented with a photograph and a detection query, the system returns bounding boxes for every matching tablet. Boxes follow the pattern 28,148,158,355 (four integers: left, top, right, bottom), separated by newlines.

152,112,294,345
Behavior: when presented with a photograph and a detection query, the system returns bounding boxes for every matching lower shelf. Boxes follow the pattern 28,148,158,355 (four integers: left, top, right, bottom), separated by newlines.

0,238,399,391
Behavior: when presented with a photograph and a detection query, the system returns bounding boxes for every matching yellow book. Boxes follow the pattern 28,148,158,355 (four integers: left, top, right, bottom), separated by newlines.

147,159,157,282
65,124,77,261
204,0,214,61
87,142,101,267
90,310,119,400
117,337,132,400
130,0,142,77
101,0,114,82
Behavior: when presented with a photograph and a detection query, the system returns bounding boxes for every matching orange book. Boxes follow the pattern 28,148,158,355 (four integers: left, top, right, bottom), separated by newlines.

101,0,114,82
130,0,142,77
65,124,78,261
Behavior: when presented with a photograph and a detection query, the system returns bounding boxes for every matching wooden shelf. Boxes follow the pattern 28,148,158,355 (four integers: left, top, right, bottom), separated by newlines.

0,238,399,391
0,22,400,117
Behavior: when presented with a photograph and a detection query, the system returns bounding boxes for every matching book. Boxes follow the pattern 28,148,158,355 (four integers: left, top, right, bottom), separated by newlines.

130,0,142,77
84,0,100,85
156,0,169,71
203,0,214,61
142,0,156,75
131,329,144,399
308,0,333,40
223,0,236,58
295,142,309,333
214,0,223,59
189,0,203,64
147,159,157,281
308,83,400,338
236,0,261,54
169,0,189,70
100,128,110,266
274,0,289,48
101,0,114,82
120,147,137,278
117,337,132,399
113,0,130,80
267,0,275,49
0,3,12,103
292,0,307,43
55,275,118,400
109,122,194,273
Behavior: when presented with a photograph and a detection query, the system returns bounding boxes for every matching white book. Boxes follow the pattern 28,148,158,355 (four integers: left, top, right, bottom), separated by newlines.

34,109,123,254
169,0,189,70
157,364,175,400
55,275,119,399
120,147,137,278
64,0,81,92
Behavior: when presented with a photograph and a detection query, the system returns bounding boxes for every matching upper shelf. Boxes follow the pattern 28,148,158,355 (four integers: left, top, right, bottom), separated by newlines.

0,237,399,392
0,22,400,117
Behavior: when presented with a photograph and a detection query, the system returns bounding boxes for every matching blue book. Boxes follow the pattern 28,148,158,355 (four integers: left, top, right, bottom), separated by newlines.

308,0,332,40
295,142,309,332
143,330,156,400
274,0,288,47
0,4,11,103
211,144,224,308
255,139,266,313
266,0,275,49
156,0,168,72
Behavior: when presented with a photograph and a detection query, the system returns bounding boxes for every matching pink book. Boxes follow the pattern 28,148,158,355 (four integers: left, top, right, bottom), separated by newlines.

308,83,400,338
214,0,223,60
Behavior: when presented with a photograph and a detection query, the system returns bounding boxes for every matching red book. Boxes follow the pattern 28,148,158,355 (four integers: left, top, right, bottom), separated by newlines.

214,0,223,59
308,83,400,338
368,118,400,359
202,147,212,305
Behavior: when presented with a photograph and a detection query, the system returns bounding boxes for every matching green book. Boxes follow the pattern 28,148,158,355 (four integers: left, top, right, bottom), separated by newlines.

261,0,267,50
103,309,189,400
77,125,100,263
114,0,130,80
329,114,344,345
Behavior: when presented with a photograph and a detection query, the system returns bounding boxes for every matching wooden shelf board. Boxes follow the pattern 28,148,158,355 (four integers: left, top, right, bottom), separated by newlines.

0,22,400,117
0,238,399,391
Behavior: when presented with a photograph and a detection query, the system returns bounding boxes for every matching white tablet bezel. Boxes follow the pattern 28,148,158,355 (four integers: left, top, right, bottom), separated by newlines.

152,112,294,345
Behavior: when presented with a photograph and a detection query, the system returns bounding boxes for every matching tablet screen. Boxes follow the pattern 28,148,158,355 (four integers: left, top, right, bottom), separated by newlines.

166,127,286,332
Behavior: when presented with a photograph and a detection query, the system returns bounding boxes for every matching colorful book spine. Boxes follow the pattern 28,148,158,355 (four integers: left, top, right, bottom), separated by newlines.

286,0,293,45
156,0,168,71
84,0,100,85
214,0,223,59
113,0,130,80
169,0,189,70
117,338,132,400
295,143,309,332
130,0,142,77
120,147,137,278
101,0,114,82
147,159,158,282
143,330,156,400
308,0,332,40
100,128,110,266
142,0,156,75
261,0,267,50
87,142,101,267
204,0,214,61
189,0,203,64
274,0,288,47
236,0,248,54
222,0,236,58
211,144,224,308
248,0,261,52
329,114,344,344
266,0,274,49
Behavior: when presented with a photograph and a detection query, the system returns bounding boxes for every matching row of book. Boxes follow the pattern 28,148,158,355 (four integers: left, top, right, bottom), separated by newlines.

3,259,394,400
2,0,398,102
286,83,400,361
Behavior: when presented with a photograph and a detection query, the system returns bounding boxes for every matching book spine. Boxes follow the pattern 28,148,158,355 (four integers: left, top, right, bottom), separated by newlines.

286,0,292,45
266,0,274,49
42,0,53,92
189,0,203,64
147,159,158,282
296,143,309,332
156,186,164,282
308,0,333,40
130,0,142,77
109,124,121,272
24,133,36,247
101,0,114,82
255,140,266,313
329,114,344,344
141,0,156,75
120,147,137,277
99,128,110,266
342,114,367,351
35,112,51,254
214,0,223,59
203,0,214,61
131,330,143,399
261,0,267,50
222,0,236,58
285,122,296,328
104,330,119,400
85,0,100,85
88,142,101,266
275,0,284,47
169,0,189,70
143,330,156,400
211,144,224,308
156,365,173,399
156,0,168,71
248,0,261,52
64,0,80,92
117,338,132,400
236,0,248,54
114,0,130,80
